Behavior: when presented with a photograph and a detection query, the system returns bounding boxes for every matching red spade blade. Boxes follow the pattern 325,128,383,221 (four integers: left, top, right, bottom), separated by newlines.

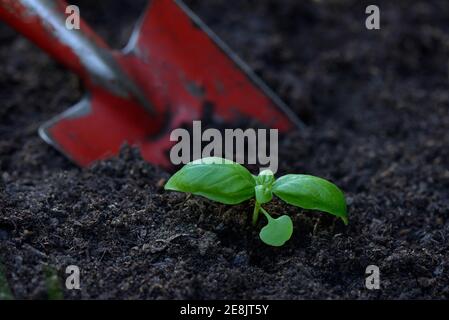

1,0,304,169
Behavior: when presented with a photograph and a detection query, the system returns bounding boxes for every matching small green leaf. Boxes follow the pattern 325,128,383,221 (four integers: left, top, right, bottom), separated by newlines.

256,169,275,185
254,169,275,204
165,157,255,205
255,185,272,204
273,174,348,224
259,214,293,247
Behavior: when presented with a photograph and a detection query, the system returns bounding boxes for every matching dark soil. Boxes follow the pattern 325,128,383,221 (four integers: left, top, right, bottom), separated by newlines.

1,0,449,299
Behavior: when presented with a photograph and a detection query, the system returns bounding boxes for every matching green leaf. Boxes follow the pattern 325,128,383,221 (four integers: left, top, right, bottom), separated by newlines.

259,214,293,247
255,169,275,185
273,174,348,224
254,169,275,204
255,185,272,204
165,157,256,205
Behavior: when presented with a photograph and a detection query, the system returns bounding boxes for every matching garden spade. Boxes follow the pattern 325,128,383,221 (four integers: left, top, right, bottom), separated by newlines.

0,0,304,168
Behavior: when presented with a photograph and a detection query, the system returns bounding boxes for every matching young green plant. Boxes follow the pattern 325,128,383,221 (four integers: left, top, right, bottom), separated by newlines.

165,157,348,246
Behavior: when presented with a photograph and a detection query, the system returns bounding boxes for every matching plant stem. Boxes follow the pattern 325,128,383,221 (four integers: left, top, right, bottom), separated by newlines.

253,202,273,226
259,206,272,221
252,202,261,226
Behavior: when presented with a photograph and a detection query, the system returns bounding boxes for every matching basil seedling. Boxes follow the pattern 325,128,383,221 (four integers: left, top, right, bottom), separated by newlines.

165,157,348,246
